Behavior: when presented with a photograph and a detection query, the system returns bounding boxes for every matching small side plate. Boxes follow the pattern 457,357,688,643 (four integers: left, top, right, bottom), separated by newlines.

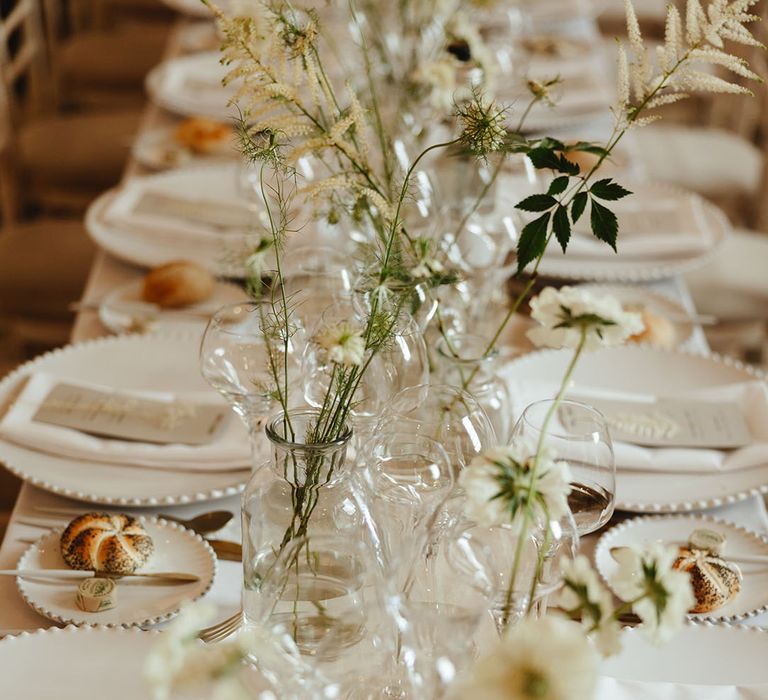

595,514,768,623
16,517,216,627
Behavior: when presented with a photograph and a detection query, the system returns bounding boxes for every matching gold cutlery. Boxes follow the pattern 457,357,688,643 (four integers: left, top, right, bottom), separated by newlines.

32,506,234,536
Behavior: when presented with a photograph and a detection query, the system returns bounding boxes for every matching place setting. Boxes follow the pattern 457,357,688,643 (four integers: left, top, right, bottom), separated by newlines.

0,332,254,505
502,344,768,512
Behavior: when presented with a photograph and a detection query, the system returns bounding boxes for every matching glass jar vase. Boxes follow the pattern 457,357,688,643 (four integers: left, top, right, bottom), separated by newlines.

241,409,370,647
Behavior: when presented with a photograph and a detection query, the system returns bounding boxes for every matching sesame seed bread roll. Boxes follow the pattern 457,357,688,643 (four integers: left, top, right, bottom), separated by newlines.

60,513,154,575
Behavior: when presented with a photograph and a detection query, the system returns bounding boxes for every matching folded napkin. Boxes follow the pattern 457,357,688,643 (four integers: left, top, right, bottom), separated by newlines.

564,193,714,260
0,373,253,471
597,677,768,700
503,373,768,475
103,177,255,242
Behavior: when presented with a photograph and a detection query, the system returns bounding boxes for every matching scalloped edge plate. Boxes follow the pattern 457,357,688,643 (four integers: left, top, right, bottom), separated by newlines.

16,517,216,627
502,345,767,512
0,332,248,506
595,514,768,623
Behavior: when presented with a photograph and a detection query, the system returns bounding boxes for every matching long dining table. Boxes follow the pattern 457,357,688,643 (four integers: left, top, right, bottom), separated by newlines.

1,9,768,646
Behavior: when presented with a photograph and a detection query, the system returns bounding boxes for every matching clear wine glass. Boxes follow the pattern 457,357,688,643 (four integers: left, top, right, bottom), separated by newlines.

200,301,300,448
511,399,616,535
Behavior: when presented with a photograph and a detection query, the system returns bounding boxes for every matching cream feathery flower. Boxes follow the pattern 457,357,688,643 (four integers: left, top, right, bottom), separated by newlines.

611,543,695,645
455,615,597,700
559,555,622,657
458,441,572,532
315,320,366,366
616,40,630,106
526,286,645,351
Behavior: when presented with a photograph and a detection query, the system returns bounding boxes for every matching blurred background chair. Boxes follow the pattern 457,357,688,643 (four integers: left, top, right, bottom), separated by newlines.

0,0,145,222
42,0,171,111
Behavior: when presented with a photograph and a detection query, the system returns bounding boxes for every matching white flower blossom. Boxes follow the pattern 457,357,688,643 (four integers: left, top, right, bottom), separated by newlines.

559,555,622,657
410,257,445,279
412,58,460,111
458,441,572,533
526,286,645,351
611,543,695,645
455,615,597,700
315,320,366,366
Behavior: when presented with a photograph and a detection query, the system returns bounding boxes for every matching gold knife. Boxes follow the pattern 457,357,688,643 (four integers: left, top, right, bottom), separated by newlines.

207,539,242,561
0,569,200,583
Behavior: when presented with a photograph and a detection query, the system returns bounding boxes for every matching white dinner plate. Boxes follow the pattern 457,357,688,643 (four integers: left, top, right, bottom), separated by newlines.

0,333,249,506
502,345,767,512
146,51,238,120
85,164,256,276
132,125,238,171
595,515,768,623
600,623,768,686
0,626,272,700
17,518,216,627
575,284,694,349
100,279,248,335
535,184,730,282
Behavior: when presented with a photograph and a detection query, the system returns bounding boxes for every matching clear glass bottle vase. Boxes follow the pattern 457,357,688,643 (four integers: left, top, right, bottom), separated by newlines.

241,409,370,653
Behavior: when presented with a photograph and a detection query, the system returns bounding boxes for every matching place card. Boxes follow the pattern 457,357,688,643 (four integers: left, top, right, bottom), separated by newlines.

133,191,253,233
32,383,231,445
563,397,753,449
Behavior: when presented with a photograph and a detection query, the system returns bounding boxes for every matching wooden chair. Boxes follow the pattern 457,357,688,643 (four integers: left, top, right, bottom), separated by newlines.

0,0,142,223
42,0,171,111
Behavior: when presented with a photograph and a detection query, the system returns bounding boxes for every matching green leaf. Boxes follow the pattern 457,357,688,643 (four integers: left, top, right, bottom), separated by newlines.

516,212,551,273
568,141,610,157
590,200,618,251
515,194,557,212
527,147,561,170
571,192,588,223
553,205,571,253
590,178,632,201
548,176,569,196
556,153,580,176
537,137,566,151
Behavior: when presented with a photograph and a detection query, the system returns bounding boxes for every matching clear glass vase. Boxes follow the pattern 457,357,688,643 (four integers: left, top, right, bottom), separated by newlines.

241,409,371,647
435,333,512,442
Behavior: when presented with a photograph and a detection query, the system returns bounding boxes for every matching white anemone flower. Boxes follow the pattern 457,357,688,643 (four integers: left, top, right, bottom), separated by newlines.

560,555,622,657
458,441,572,532
610,542,695,645
456,615,597,700
527,286,644,351
315,321,366,366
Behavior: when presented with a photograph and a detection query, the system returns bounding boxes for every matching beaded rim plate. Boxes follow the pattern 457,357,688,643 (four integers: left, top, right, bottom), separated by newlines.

16,517,216,628
595,514,768,624
503,345,767,512
0,333,250,506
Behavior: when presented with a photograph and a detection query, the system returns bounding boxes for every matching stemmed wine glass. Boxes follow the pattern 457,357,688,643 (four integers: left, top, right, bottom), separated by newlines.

200,301,300,455
511,399,616,536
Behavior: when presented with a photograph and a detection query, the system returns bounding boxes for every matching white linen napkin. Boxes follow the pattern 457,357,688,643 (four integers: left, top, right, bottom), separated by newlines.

503,373,768,474
597,677,768,699
0,373,253,471
564,194,714,259
103,177,254,242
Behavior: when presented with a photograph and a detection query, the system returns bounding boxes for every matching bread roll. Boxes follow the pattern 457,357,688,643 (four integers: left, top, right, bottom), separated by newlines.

174,117,233,155
628,308,677,349
60,513,154,575
673,547,741,613
142,260,215,308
